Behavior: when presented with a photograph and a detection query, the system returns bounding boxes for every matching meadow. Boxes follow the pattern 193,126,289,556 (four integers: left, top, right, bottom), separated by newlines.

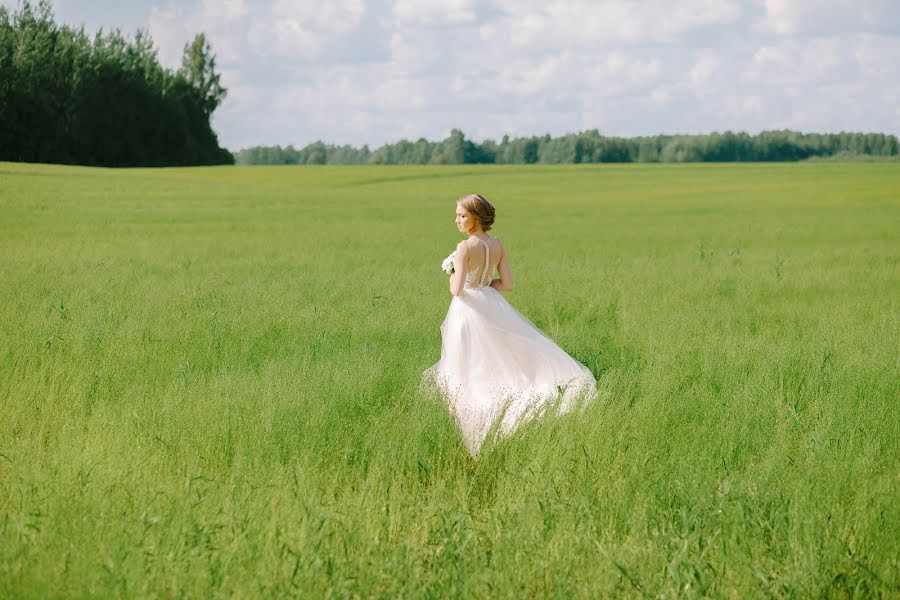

0,161,897,598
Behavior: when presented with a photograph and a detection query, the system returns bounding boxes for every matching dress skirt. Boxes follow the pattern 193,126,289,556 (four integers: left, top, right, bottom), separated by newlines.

423,285,597,456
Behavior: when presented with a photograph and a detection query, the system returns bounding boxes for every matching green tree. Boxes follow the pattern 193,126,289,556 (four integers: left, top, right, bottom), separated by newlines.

233,129,899,165
0,1,231,166
178,33,226,118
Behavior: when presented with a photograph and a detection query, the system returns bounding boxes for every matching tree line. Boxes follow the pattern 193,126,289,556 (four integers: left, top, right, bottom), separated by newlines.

0,1,232,167
236,128,898,165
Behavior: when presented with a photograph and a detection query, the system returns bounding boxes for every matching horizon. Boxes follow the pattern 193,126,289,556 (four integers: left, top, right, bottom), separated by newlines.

232,127,900,153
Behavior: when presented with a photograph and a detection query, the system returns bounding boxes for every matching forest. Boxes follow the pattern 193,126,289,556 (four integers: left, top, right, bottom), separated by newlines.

235,128,899,165
0,1,232,167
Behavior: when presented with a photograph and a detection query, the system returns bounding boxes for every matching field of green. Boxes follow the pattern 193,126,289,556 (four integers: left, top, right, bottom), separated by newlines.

1,161,897,597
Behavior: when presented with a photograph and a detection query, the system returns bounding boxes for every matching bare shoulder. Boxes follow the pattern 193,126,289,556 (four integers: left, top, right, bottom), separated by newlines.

494,237,506,257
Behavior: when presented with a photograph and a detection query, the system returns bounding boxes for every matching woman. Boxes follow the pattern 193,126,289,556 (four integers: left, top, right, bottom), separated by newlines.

423,194,597,456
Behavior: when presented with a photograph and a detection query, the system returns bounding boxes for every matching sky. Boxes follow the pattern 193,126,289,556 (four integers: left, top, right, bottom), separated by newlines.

5,0,900,150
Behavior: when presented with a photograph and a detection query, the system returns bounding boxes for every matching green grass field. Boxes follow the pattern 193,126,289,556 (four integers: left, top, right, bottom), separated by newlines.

1,161,897,597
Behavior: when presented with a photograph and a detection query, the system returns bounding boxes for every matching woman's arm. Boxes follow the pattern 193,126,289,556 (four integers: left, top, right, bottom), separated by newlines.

490,240,514,292
449,241,469,296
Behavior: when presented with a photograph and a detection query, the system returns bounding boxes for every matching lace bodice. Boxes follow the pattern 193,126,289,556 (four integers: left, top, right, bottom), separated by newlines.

464,237,496,289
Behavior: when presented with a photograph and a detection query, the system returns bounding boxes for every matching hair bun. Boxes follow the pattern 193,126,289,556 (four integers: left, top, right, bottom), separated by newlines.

458,194,496,232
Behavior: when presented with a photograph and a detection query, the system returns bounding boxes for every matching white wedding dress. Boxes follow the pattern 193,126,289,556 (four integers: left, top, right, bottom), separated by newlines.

423,237,597,456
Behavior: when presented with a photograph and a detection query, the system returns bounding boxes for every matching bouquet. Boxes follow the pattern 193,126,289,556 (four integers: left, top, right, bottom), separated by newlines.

441,250,457,275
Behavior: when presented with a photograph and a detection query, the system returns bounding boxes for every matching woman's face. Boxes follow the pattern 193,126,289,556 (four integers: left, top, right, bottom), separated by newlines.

455,204,478,234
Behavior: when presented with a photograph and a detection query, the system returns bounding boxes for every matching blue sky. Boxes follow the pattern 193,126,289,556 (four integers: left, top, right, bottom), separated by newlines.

4,0,899,151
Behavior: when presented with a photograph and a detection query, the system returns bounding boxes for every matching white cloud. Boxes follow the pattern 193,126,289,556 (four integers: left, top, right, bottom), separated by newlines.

493,52,573,95
743,37,858,86
724,94,766,120
757,0,900,35
690,51,721,92
855,33,900,80
389,28,469,77
586,51,662,93
218,0,248,21
258,0,365,57
11,0,895,148
149,0,371,67
149,0,250,66
273,0,364,33
646,86,674,107
486,0,743,49
393,0,476,26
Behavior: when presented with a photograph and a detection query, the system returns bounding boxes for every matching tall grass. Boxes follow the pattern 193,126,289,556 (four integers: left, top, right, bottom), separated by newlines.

0,162,897,597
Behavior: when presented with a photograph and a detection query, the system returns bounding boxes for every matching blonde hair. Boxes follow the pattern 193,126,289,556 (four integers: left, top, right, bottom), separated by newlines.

457,194,495,232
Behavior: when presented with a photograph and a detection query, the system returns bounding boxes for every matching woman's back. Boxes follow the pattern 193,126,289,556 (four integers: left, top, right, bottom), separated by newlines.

463,236,503,289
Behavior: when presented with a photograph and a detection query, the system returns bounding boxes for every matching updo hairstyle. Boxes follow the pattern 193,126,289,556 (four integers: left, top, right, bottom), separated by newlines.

457,194,496,232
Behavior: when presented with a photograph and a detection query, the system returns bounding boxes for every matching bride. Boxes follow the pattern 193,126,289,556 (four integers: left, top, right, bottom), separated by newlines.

423,194,597,456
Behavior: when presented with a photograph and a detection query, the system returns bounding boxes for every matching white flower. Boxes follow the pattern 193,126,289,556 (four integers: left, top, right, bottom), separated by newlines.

441,250,457,274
